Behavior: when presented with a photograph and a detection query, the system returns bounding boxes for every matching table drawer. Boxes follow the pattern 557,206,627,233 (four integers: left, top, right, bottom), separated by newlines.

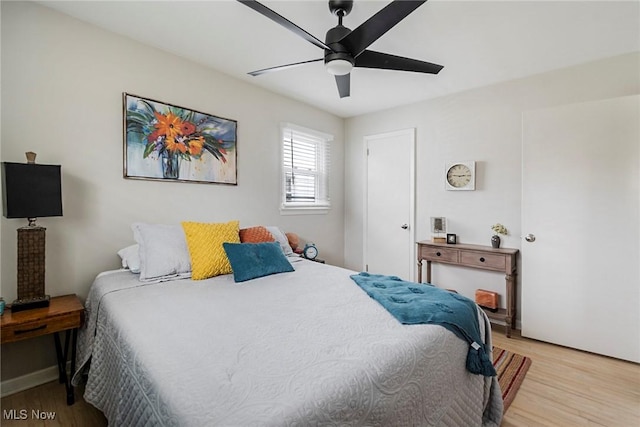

1,314,80,344
420,246,458,263
459,251,506,271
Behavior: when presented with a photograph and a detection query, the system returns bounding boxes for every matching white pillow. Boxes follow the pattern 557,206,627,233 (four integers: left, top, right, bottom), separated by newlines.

265,226,294,256
117,244,141,273
132,223,192,282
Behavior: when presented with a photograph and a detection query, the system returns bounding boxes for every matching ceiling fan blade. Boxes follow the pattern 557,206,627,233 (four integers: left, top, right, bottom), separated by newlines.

249,58,323,76
238,0,332,51
335,74,350,98
355,50,443,74
339,0,426,58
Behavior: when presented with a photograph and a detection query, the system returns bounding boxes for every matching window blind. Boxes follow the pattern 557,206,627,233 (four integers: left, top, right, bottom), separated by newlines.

281,124,332,209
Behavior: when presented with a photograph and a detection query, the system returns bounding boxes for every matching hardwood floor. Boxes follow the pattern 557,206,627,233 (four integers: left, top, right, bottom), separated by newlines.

493,326,640,426
0,382,106,426
1,327,638,426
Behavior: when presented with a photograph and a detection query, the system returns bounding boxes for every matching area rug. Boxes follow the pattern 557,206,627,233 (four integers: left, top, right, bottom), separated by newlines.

492,346,532,411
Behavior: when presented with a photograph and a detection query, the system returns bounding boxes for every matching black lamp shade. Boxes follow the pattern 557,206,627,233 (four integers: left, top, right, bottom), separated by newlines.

2,162,63,218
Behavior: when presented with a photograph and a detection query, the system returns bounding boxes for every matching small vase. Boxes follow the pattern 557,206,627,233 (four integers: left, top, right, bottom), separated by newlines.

161,151,179,179
491,235,501,248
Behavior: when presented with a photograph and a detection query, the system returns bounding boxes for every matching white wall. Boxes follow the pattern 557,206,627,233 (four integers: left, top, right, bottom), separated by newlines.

344,52,640,319
0,1,344,381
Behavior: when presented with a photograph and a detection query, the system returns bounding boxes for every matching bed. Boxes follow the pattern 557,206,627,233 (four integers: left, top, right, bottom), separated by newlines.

73,257,503,426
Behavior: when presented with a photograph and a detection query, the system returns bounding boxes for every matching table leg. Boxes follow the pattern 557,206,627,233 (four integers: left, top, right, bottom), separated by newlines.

505,273,516,338
67,328,77,405
53,330,76,405
53,331,69,384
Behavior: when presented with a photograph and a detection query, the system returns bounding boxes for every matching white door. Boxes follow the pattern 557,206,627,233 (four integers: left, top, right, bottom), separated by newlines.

521,95,639,362
364,129,415,280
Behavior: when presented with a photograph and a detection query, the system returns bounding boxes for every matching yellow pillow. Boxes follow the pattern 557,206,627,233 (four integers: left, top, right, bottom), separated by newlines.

181,220,240,280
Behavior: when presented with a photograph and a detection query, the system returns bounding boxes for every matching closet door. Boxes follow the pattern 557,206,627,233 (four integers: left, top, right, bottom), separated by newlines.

521,95,639,362
364,129,415,280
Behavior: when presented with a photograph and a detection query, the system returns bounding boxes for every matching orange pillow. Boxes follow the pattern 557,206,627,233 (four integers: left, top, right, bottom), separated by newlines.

239,226,275,243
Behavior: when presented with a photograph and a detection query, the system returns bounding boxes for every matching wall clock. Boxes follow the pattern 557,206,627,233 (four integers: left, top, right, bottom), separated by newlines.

445,161,475,191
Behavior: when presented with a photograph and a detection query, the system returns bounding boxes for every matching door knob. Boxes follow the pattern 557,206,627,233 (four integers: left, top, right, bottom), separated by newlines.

401,224,409,229
525,234,536,242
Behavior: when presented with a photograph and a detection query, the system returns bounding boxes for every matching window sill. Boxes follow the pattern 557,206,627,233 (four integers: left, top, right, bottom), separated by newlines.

280,205,330,215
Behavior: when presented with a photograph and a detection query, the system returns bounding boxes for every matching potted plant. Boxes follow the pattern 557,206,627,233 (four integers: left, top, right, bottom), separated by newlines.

490,223,508,248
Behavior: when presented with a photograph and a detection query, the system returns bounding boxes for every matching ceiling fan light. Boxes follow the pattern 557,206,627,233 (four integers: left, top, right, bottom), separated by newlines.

325,59,353,76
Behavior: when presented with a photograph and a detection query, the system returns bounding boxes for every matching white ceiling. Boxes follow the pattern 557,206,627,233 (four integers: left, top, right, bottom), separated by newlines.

38,0,639,118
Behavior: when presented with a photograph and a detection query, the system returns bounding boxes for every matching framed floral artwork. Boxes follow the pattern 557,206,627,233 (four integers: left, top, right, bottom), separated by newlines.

123,93,237,185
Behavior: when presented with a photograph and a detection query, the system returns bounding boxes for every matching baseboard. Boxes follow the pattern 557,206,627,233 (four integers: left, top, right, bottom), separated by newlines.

0,362,70,398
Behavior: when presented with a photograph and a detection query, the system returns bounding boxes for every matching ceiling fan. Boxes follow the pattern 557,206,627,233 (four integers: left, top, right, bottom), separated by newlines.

238,0,443,98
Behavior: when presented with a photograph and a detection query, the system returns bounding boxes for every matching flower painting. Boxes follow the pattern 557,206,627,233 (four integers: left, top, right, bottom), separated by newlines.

124,93,237,184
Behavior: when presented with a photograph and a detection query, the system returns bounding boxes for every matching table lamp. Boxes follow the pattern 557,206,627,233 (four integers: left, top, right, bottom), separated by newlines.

2,152,63,312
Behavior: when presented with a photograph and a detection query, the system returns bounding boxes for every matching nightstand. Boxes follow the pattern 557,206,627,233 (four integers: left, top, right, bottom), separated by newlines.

1,294,84,405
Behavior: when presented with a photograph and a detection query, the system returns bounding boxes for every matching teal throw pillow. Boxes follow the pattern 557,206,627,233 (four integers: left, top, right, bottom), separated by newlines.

222,242,295,282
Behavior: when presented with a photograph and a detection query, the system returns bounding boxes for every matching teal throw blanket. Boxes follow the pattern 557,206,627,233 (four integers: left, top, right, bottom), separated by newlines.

350,272,496,377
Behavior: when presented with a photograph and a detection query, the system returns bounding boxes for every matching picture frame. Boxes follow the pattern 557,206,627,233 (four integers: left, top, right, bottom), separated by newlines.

446,233,457,244
430,217,447,234
123,93,237,185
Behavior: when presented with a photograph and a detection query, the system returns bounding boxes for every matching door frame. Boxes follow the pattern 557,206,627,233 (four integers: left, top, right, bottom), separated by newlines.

363,128,416,280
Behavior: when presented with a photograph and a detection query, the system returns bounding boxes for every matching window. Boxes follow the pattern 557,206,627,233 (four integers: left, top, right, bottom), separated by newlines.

281,123,332,212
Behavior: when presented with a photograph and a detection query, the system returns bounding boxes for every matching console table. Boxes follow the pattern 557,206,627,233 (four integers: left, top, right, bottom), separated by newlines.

416,241,519,337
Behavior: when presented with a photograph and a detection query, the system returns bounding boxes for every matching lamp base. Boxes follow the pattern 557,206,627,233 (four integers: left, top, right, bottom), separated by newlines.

10,295,50,312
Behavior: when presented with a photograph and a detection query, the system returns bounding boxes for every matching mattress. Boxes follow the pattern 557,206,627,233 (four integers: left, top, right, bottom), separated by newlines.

74,260,503,426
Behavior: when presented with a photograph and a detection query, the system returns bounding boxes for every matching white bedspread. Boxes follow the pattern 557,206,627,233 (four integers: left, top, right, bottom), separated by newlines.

75,261,503,426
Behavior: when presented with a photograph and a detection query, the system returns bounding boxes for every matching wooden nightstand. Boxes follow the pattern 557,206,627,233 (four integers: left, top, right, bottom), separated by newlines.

1,294,84,405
